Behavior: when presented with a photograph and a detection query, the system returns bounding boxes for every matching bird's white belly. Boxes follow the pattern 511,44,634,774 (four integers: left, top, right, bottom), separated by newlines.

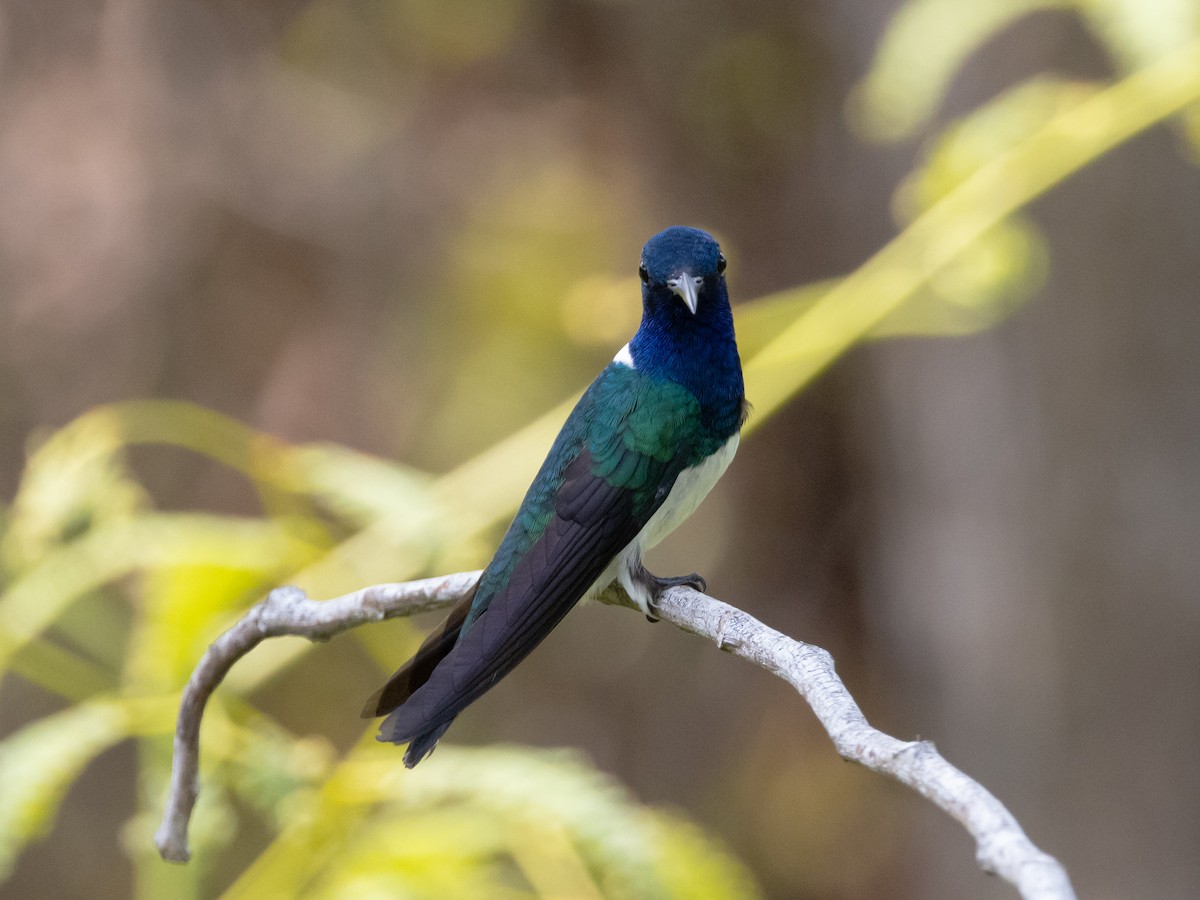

587,432,740,613
640,432,739,551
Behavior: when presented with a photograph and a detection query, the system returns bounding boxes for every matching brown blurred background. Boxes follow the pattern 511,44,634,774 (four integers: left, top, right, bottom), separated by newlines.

1,1,1198,898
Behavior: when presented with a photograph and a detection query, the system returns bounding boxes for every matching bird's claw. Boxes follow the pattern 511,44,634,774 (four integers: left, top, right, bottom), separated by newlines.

649,571,707,594
639,570,707,623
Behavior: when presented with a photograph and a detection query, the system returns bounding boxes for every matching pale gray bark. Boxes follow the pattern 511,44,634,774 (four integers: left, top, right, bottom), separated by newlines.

156,575,1075,900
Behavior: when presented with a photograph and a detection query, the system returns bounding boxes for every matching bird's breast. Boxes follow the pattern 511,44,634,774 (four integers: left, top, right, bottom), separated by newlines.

640,432,740,551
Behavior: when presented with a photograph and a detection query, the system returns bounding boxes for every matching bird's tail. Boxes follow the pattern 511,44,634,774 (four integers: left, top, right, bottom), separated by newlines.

400,721,452,767
361,581,478,764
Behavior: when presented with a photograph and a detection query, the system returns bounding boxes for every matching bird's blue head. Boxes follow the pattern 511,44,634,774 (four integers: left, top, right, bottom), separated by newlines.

638,226,727,317
626,226,742,407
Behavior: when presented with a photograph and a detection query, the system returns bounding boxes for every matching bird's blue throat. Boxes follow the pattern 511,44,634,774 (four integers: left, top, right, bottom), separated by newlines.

627,228,744,436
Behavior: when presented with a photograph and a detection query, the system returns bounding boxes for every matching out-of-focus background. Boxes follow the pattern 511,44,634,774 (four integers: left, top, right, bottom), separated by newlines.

1,1,1198,898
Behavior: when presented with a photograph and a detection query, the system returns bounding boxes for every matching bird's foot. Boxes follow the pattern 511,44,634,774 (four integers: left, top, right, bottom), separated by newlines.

634,568,707,622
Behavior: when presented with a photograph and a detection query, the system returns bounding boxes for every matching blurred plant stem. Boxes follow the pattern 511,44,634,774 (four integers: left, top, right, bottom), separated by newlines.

744,36,1200,420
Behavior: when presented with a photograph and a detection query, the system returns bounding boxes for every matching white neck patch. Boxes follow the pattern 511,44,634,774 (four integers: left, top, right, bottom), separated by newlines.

613,342,635,368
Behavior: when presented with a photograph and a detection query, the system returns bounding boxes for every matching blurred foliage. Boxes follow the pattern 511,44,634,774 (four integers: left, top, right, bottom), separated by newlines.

1,1,1199,897
0,701,130,880
848,0,1200,148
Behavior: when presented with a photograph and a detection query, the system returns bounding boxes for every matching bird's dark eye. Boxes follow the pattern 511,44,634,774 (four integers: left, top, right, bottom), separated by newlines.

716,253,727,274
638,263,649,284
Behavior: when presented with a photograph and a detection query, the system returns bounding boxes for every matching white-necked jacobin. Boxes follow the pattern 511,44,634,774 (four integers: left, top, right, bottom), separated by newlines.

364,226,747,766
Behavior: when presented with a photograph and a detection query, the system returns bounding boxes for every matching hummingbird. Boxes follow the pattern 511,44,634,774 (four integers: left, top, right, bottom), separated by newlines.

363,226,747,766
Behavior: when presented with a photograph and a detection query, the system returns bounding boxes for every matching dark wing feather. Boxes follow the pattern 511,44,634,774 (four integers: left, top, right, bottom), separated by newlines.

377,448,669,761
360,580,477,718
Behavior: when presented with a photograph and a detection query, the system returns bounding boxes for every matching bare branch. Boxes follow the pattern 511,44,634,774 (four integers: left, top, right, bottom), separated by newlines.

156,574,1075,899
598,583,1076,900
154,571,481,862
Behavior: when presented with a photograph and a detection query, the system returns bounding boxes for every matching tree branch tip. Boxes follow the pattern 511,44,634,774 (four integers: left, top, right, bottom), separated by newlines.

154,830,190,863
161,846,190,864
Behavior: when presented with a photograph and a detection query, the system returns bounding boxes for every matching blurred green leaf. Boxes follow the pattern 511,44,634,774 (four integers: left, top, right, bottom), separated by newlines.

894,78,1100,217
745,37,1200,426
3,408,148,574
0,700,135,878
425,160,627,460
289,443,433,528
848,0,1067,141
1084,0,1200,73
850,0,1200,151
223,720,336,831
650,811,765,900
392,746,672,899
127,565,284,694
226,743,762,900
8,638,116,702
376,0,533,68
1083,0,1200,155
306,807,530,899
0,514,321,676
